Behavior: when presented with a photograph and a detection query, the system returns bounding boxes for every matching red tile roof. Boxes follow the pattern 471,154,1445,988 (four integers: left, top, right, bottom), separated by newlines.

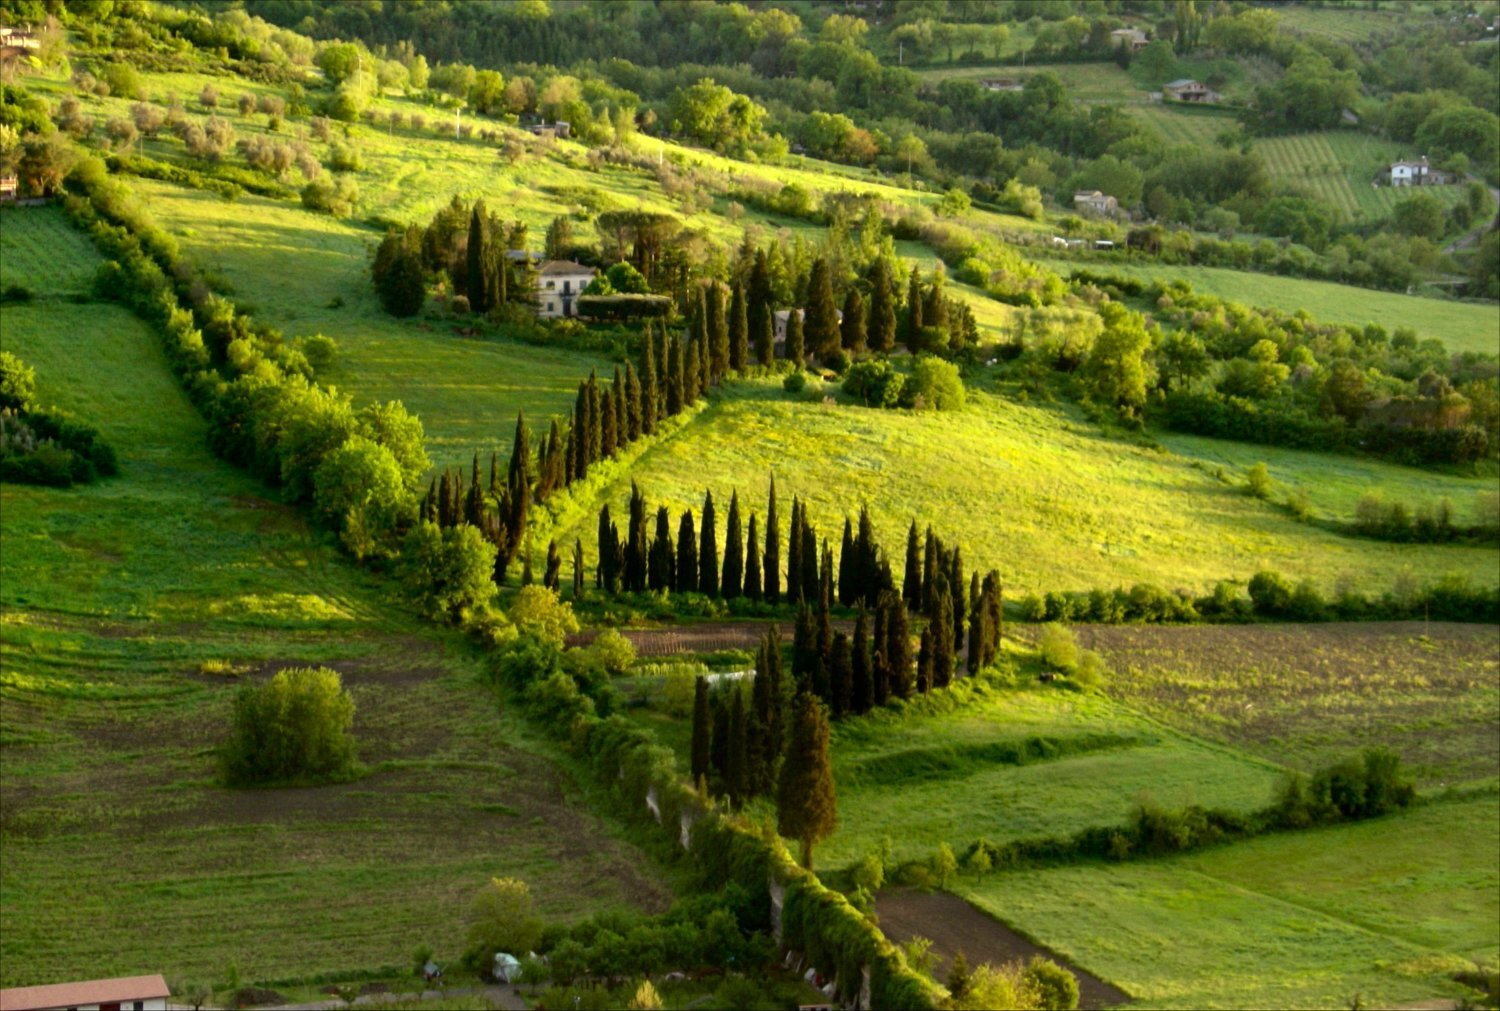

0,974,170,1011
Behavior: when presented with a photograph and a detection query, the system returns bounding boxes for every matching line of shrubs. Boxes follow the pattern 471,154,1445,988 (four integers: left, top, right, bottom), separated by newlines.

951,747,1415,873
1018,569,1499,625
0,351,118,487
487,624,942,1010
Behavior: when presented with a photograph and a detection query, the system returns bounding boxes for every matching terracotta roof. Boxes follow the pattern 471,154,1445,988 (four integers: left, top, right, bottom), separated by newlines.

1,974,170,1011
538,260,594,276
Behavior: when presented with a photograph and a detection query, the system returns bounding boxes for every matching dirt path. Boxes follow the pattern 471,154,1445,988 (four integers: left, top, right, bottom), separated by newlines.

1441,178,1500,254
569,619,854,657
875,889,1129,1009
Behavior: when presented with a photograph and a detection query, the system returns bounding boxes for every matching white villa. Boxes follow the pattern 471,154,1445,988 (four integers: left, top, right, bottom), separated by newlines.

535,259,596,318
1073,190,1119,216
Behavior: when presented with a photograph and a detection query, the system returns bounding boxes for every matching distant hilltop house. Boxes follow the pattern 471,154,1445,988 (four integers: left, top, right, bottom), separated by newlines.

1383,156,1456,187
1110,27,1150,51
1073,190,1119,216
535,259,596,318
980,77,1025,92
1162,79,1221,103
526,120,570,139
0,172,17,202
0,23,39,76
773,308,842,349
0,973,170,1011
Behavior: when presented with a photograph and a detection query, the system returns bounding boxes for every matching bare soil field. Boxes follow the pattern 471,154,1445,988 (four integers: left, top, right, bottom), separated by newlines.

1071,621,1500,786
874,889,1129,1009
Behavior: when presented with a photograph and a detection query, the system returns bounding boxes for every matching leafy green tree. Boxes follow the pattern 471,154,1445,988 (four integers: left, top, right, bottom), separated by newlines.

466,877,543,965
0,350,36,411
605,261,650,294
1082,303,1153,412
909,356,965,411
777,692,837,868
399,522,498,623
668,78,768,152
510,585,579,647
1391,193,1446,240
223,666,356,784
313,436,411,559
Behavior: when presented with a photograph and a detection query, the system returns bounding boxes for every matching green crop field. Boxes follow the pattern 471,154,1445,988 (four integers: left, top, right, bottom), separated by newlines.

1052,258,1500,356
548,378,1498,597
1274,3,1435,43
1129,104,1237,148
1254,130,1474,224
916,62,1146,104
1075,621,1500,787
820,683,1284,870
0,208,669,988
956,793,1499,1009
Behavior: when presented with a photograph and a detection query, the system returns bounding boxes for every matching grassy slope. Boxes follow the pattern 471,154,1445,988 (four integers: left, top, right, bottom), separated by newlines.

549,379,1497,596
1050,257,1500,356
0,207,670,986
957,794,1498,1009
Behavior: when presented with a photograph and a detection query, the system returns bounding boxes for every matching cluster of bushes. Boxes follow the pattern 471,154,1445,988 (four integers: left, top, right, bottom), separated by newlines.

0,351,118,487
1018,570,1499,626
1352,492,1499,545
951,747,1414,872
842,356,965,412
221,666,358,786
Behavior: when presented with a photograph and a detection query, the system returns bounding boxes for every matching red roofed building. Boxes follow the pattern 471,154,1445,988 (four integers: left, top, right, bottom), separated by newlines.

0,974,170,1011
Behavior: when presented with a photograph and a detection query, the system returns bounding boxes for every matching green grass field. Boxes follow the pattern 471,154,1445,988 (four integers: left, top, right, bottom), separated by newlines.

548,378,1497,597
916,62,1145,104
957,793,1498,1008
1130,104,1240,148
1076,621,1500,787
1052,258,1500,356
820,683,1284,870
0,208,669,987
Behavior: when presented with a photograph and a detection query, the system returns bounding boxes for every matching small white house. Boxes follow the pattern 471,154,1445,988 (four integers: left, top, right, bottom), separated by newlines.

773,308,842,344
0,974,170,1011
1390,157,1429,186
1111,27,1149,51
535,259,596,318
1073,190,1119,216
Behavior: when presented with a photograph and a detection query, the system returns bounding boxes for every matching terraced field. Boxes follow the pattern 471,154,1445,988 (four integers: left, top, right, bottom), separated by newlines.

1254,130,1474,224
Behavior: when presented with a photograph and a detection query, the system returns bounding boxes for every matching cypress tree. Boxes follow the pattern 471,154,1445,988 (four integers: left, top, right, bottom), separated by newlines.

585,372,602,467
764,475,781,603
745,514,762,601
903,265,924,355
801,522,820,606
851,610,873,715
785,308,805,368
691,676,711,787
855,506,878,608
967,573,985,675
791,606,815,692
923,267,949,336
950,545,965,655
837,517,855,608
625,481,648,592
819,542,835,623
641,325,659,435
841,287,867,354
916,623,933,694
922,527,938,614
683,330,700,404
699,490,719,597
572,538,584,598
601,373,619,458
727,685,748,808
708,280,729,382
748,630,777,793
729,280,749,373
777,691,838,869
521,548,534,586
828,631,852,718
902,520,922,609
885,593,913,698
804,258,839,363
466,201,489,313
676,511,698,594
749,249,774,367
872,603,890,706
625,362,642,442
508,412,532,552
869,256,897,354
786,498,803,605
666,337,684,415
649,505,673,592
722,491,743,600
933,581,955,689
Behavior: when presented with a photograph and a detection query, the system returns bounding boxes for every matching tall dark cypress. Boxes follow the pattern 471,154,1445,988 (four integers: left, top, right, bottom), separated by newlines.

805,258,840,364
729,280,748,373
801,523,820,605
666,337,684,415
787,498,803,604
950,545,965,655
744,513,762,601
710,692,729,783
764,476,781,603
902,519,922,609
722,491,743,600
749,249,774,367
683,331,700,404
676,511,698,594
904,265,924,355
613,365,628,447
748,630,776,792
828,631,852,718
650,505,673,592
922,527,938,614
544,539,561,590
625,481,648,592
851,610,873,715
967,572,985,675
571,538,584,598
727,685,748,808
640,325,659,435
699,490,719,597
601,375,619,458
466,201,489,313
708,280,729,382
885,592,913,698
916,624,933,694
585,371,602,467
625,362,642,442
785,308,805,368
690,676,711,787
933,580,955,689
869,256,896,354
841,287,867,354
872,601,890,707
837,517,855,608
855,506,877,608
507,412,531,558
